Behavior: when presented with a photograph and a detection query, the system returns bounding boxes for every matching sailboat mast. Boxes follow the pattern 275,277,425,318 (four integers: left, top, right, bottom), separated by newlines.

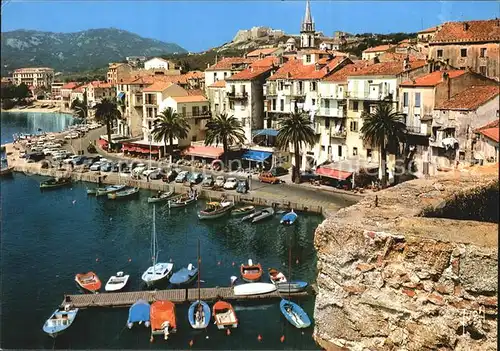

288,234,292,300
197,238,201,302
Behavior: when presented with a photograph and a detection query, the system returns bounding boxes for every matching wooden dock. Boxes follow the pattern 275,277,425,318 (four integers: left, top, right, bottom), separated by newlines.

61,287,309,309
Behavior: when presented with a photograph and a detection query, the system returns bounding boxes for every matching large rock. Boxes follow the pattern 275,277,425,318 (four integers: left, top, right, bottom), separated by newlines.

313,169,498,350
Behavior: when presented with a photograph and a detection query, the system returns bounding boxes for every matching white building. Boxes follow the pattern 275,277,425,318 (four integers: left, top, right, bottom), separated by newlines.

144,57,176,71
204,57,254,94
13,67,54,88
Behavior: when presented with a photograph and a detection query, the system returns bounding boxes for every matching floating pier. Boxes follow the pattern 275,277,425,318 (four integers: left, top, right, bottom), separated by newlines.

61,287,309,309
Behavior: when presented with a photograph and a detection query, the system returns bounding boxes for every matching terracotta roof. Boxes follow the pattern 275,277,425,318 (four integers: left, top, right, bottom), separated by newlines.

88,80,113,89
435,85,499,110
267,56,348,81
143,81,174,92
400,70,467,87
246,48,279,57
250,56,280,68
478,127,499,143
348,60,427,77
418,26,437,34
226,66,274,81
363,44,394,53
377,52,425,62
73,86,84,93
171,95,208,103
186,89,204,96
300,49,336,55
208,80,227,88
431,19,500,44
323,61,370,82
183,71,204,79
61,82,80,90
476,119,500,131
205,57,255,71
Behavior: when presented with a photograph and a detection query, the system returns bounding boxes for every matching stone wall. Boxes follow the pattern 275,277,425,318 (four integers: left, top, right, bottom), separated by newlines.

313,166,498,350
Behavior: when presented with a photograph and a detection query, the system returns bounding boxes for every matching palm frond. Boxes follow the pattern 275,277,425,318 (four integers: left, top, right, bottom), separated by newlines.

204,113,245,148
276,112,317,151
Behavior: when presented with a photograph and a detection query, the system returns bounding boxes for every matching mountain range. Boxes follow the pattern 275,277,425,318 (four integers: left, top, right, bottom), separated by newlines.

1,28,187,75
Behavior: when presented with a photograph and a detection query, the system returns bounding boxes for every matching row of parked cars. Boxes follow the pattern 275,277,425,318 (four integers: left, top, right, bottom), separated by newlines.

64,123,102,140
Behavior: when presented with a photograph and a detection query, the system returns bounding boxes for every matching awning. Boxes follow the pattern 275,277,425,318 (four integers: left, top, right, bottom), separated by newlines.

242,150,272,162
182,145,224,159
252,129,279,137
316,167,352,180
117,92,125,99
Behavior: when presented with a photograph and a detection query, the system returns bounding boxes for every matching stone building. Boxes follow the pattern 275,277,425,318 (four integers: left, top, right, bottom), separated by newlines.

428,19,500,81
474,119,499,163
13,67,54,88
107,63,132,85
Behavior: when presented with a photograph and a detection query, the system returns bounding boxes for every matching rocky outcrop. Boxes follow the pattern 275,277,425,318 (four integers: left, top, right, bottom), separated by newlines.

313,167,498,350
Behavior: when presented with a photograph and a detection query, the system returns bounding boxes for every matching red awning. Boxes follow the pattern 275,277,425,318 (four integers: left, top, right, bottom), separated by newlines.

182,145,224,159
316,167,352,180
97,139,108,147
151,149,159,154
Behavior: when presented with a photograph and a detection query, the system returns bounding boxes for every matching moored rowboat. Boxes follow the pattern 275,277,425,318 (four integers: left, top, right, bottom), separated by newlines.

168,194,197,208
107,187,140,200
231,205,255,216
233,282,277,296
251,207,274,223
127,299,150,329
147,190,174,203
75,272,101,293
279,299,311,328
198,200,234,219
42,304,79,338
213,300,238,329
105,271,130,292
40,177,71,189
95,184,126,196
150,300,177,340
240,259,263,282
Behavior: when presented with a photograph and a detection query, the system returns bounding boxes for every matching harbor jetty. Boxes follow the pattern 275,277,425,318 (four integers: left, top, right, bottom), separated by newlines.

62,287,309,309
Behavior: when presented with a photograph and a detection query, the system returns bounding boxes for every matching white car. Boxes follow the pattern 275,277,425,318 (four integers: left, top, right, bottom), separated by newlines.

43,148,59,156
90,162,102,171
63,155,80,164
52,153,67,161
223,177,238,190
175,171,189,183
142,167,159,177
215,176,225,187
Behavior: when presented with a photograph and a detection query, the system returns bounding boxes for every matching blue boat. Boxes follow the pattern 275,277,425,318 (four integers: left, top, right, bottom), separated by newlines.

188,301,211,329
127,299,151,329
42,305,79,338
276,281,308,293
169,264,198,286
279,299,311,328
280,210,298,225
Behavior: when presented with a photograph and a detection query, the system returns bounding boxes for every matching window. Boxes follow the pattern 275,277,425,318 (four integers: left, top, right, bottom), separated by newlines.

367,149,372,158
321,145,325,151
280,99,284,112
352,101,359,111
279,81,284,90
403,92,409,107
306,55,311,63
353,147,358,156
312,98,316,106
229,101,234,110
437,49,443,58
195,118,199,125
192,106,200,116
324,99,330,108
480,48,487,58
224,72,228,77
350,121,358,132
460,48,467,57
272,99,276,110
192,136,197,142
459,67,466,70
311,82,317,91
479,66,487,76
338,145,342,157
213,73,217,80
325,118,330,128
415,92,421,108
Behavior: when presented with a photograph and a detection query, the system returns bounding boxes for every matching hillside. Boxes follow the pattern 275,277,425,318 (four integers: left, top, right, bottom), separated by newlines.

1,28,187,75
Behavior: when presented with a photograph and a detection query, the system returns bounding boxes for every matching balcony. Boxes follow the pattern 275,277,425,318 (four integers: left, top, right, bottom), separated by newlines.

227,91,248,100
264,85,277,96
179,111,212,119
329,128,347,138
406,125,430,136
317,108,346,118
290,88,305,97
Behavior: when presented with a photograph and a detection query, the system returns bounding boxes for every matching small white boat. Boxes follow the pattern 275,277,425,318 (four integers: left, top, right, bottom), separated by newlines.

233,282,277,296
105,271,130,292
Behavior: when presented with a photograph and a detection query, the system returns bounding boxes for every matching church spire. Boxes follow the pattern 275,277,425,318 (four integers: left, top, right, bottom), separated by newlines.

304,0,312,24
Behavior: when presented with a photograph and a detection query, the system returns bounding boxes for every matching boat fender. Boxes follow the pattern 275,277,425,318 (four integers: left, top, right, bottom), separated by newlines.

189,340,194,347
248,258,253,266
257,334,262,342
145,321,150,328
226,328,231,335
187,263,193,270
280,335,285,343
127,322,133,329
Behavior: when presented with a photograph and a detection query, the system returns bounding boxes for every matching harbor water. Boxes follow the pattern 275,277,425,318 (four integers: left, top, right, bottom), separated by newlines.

1,112,324,350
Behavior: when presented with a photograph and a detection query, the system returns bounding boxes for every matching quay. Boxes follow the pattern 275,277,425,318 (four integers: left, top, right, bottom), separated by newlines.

61,287,309,309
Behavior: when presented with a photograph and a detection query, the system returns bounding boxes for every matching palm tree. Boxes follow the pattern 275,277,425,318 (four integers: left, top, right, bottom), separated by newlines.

360,102,406,187
94,98,122,152
152,107,190,157
276,112,317,184
204,113,245,164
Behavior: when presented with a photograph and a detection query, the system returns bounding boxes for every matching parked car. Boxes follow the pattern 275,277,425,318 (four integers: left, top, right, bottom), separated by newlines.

149,169,164,180
300,171,319,181
63,155,80,164
202,175,214,187
236,179,249,194
223,177,238,190
100,163,112,172
90,162,101,171
270,167,289,176
142,167,159,177
71,156,86,165
111,163,119,172
175,171,189,183
258,172,280,184
188,172,203,184
162,169,178,183
26,152,45,162
215,176,225,187
132,163,146,176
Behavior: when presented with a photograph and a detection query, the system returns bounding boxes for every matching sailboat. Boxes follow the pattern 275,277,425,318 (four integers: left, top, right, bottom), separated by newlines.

187,239,211,329
279,236,311,329
141,205,174,287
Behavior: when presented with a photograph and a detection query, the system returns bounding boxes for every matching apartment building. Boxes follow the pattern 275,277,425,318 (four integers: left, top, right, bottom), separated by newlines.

51,82,64,99
361,45,395,60
206,80,228,117
13,67,54,88
107,63,132,85
428,19,500,81
85,81,115,107
60,82,81,108
204,57,255,93
474,120,499,163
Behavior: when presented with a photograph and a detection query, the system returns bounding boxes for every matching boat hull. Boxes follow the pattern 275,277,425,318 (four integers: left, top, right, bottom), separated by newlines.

241,263,263,282
279,299,311,328
280,212,298,225
198,203,234,220
251,207,274,223
150,300,177,338
276,281,308,293
108,187,140,200
233,282,276,296
42,307,79,338
75,272,101,293
95,185,126,196
188,300,211,329
127,299,151,329
105,275,130,292
142,263,174,287
40,179,71,189
147,191,174,203
168,197,196,208
169,267,198,286
213,300,238,329
231,206,255,216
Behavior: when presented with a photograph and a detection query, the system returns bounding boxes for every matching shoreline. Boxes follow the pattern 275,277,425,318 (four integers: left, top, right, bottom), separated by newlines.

1,107,75,115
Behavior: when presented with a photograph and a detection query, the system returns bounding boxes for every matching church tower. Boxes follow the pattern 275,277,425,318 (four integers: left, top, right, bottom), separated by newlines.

300,0,315,48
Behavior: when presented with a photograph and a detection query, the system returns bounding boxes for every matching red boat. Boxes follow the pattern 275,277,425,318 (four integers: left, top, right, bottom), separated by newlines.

75,272,101,293
212,300,238,329
240,259,263,282
150,300,177,340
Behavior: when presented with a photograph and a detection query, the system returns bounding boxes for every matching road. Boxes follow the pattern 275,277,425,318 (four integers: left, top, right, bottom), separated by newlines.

69,127,361,210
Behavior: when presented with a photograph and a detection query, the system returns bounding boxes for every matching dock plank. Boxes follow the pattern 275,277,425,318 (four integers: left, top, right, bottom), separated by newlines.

61,287,308,308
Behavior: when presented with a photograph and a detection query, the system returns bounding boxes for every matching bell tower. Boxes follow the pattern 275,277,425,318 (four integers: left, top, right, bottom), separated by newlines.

300,0,315,48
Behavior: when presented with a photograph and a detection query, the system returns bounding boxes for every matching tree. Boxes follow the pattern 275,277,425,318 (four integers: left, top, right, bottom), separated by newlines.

152,107,190,157
71,98,87,118
204,113,245,165
94,98,122,151
15,83,31,100
276,112,318,184
360,102,406,187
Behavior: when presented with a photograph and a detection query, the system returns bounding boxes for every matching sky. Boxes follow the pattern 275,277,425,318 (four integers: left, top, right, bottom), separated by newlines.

2,1,499,52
